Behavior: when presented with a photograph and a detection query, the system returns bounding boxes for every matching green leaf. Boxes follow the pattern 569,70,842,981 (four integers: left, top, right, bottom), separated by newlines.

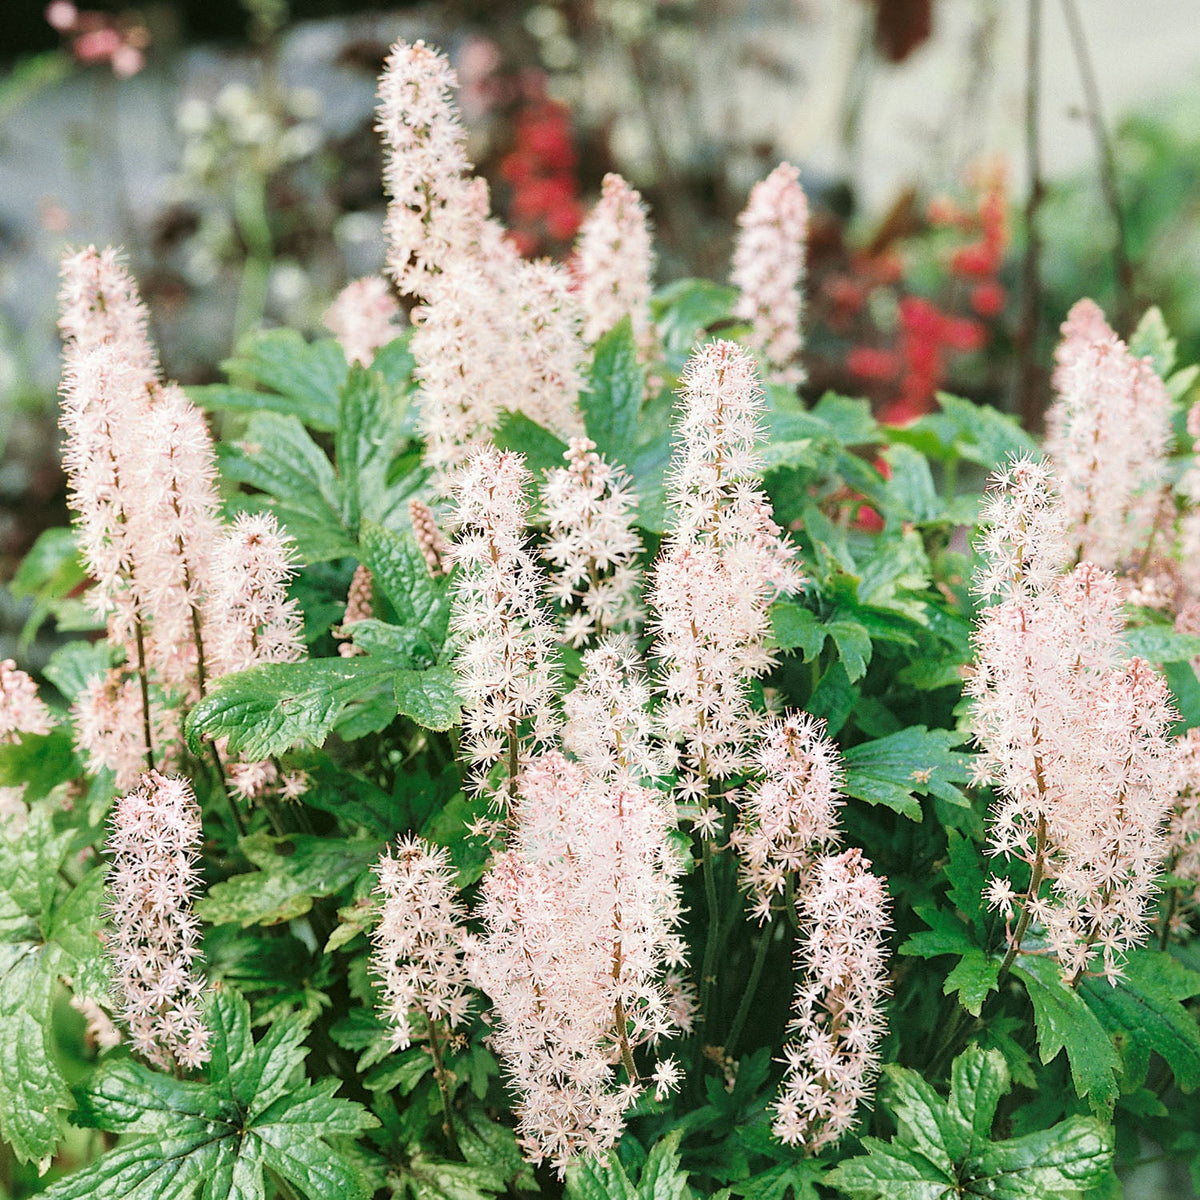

218,413,353,563
828,1047,1113,1200
826,616,872,683
943,950,1001,1018
0,728,78,802
883,445,944,524
50,989,377,1200
490,411,570,478
714,1161,824,1200
0,954,72,1168
186,658,395,760
10,526,88,647
197,832,376,928
651,278,737,372
1129,306,1177,377
566,1129,694,1200
359,521,451,657
218,329,348,430
583,318,644,462
770,603,828,660
1123,624,1200,664
842,727,973,820
335,365,412,536
393,664,461,731
1013,957,1122,1112
810,392,880,446
43,638,115,702
1080,948,1200,1091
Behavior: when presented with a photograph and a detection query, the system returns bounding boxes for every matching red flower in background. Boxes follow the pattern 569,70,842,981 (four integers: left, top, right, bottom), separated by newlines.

499,74,584,257
841,162,1009,425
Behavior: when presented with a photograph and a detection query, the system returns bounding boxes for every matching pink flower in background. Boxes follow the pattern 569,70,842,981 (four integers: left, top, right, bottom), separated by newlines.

323,277,401,366
574,173,655,348
732,162,808,385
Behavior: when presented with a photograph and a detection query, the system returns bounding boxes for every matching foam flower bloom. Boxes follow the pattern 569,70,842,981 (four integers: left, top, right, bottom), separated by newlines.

542,437,644,648
1045,306,1173,569
772,848,891,1152
104,771,210,1071
448,446,560,799
733,712,844,923
650,340,801,808
970,457,1179,983
468,750,687,1172
371,836,471,1051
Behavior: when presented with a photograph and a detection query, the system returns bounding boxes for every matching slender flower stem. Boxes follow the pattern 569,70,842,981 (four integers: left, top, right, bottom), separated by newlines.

1015,0,1045,430
423,1011,458,1150
725,915,776,1056
132,614,155,771
999,813,1047,978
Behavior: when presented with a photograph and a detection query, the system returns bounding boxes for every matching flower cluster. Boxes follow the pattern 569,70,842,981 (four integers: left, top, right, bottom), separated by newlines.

970,458,1179,982
323,276,401,366
1162,728,1200,938
574,173,655,349
0,660,53,829
448,446,560,798
731,162,808,384
337,563,374,657
541,437,644,648
207,511,305,677
409,497,450,577
468,749,686,1172
104,771,210,1071
371,836,471,1051
379,41,585,481
733,713,844,924
650,340,802,814
1046,302,1173,569
772,848,891,1152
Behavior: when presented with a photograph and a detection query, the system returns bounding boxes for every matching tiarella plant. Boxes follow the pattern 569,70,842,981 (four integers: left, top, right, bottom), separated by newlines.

7,32,1200,1200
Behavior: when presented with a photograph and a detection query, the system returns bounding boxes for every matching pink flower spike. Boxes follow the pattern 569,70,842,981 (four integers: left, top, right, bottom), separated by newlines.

105,771,210,1071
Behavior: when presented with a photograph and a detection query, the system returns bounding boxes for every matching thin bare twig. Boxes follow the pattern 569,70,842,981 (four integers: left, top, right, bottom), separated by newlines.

1015,0,1046,431
1058,0,1135,332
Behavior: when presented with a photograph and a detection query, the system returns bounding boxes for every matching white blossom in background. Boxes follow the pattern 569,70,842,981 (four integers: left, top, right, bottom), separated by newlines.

773,848,890,1152
731,163,808,385
542,437,644,648
323,276,401,366
105,771,210,1071
371,836,471,1051
575,172,655,349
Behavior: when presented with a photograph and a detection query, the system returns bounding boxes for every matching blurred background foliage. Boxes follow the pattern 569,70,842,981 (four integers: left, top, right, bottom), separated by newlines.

1,0,1198,638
